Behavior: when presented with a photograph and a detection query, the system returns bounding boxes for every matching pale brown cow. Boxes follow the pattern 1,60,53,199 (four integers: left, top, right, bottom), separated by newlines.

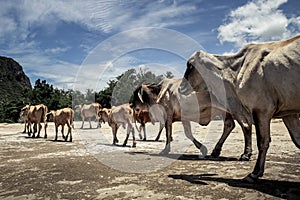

75,103,102,129
180,35,300,182
46,108,74,142
98,104,136,147
19,105,32,133
21,104,48,138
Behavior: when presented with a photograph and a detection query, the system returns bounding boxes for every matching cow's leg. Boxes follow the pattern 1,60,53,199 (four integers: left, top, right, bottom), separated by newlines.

61,125,65,140
239,122,252,161
55,125,58,141
28,122,32,133
27,121,32,136
123,124,130,147
142,123,146,141
112,124,119,145
32,123,37,138
69,126,72,142
65,122,72,142
137,124,143,140
155,123,164,141
211,114,235,158
123,123,136,147
244,112,271,183
36,123,42,138
282,114,300,148
182,120,207,157
160,117,172,155
23,122,27,133
89,118,92,129
80,117,84,129
44,122,47,139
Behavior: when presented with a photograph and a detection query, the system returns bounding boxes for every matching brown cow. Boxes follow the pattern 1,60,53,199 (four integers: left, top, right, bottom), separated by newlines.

75,103,102,129
180,35,300,182
21,104,48,138
98,104,136,147
46,108,74,142
134,109,164,141
131,78,252,160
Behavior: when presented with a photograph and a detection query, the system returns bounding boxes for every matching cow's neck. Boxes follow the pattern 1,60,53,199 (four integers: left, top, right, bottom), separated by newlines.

194,51,253,128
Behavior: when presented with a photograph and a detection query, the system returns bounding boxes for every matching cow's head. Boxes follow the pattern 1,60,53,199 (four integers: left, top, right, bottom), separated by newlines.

98,108,111,123
179,51,207,96
46,111,55,122
19,105,30,120
130,83,162,111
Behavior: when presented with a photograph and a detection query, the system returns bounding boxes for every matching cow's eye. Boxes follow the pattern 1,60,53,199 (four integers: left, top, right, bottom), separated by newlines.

187,62,194,70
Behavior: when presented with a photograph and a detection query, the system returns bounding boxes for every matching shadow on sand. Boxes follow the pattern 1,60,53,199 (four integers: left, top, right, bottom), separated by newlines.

126,152,239,161
168,173,300,199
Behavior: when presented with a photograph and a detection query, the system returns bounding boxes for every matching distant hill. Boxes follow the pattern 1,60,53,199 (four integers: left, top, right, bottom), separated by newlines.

0,56,32,102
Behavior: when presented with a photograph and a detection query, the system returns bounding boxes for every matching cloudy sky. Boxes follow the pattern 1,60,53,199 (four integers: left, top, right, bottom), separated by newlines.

1,0,299,91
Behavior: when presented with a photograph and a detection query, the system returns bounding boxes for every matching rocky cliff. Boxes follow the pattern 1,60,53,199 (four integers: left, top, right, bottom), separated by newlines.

0,56,32,102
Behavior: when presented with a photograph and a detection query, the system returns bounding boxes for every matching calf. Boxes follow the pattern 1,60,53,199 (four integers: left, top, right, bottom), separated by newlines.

98,104,136,147
46,108,74,142
134,109,164,141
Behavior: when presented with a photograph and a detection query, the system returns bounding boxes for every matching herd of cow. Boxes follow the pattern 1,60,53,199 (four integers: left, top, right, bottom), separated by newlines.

19,35,300,183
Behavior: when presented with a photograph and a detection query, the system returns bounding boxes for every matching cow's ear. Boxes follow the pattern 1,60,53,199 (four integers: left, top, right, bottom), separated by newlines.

156,86,169,103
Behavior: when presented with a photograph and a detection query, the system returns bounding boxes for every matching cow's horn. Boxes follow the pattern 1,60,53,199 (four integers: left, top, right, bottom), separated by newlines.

138,92,144,103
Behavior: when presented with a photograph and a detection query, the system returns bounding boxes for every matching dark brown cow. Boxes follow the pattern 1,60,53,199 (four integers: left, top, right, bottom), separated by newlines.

131,78,252,159
134,109,164,141
180,35,300,182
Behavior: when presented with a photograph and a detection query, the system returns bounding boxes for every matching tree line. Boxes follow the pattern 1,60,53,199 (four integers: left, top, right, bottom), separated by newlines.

0,68,173,123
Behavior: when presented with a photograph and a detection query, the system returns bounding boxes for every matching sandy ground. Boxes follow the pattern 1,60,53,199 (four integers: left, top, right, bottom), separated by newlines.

0,120,299,199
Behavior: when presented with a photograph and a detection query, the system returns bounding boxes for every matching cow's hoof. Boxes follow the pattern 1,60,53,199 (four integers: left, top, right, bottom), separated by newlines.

210,149,221,158
122,143,127,147
243,173,259,183
200,145,208,157
142,138,146,141
138,134,143,140
159,149,170,155
239,153,252,161
132,143,137,148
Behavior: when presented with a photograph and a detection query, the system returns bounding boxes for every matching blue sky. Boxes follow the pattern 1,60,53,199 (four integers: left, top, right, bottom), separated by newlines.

0,0,299,91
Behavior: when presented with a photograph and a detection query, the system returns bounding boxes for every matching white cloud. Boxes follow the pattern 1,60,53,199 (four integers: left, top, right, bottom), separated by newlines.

217,0,300,47
45,47,70,54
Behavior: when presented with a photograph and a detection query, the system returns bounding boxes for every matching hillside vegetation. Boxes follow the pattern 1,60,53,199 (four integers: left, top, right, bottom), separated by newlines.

0,56,173,122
